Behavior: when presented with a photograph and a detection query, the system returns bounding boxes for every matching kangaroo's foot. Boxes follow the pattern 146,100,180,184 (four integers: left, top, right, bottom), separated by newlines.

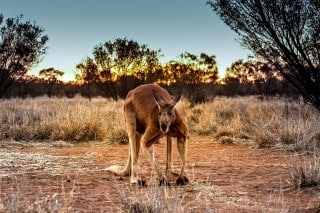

130,175,147,187
137,179,147,187
159,178,171,186
176,176,189,185
131,179,147,187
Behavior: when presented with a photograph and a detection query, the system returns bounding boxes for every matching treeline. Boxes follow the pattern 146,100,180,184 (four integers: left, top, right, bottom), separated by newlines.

4,56,297,106
0,21,296,105
4,73,295,101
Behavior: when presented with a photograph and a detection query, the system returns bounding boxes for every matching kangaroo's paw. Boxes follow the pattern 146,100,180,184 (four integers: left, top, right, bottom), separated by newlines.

176,176,189,185
137,179,147,187
130,178,147,187
159,178,171,187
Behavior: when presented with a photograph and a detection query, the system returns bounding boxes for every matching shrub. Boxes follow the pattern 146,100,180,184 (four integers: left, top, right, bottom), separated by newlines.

290,155,320,189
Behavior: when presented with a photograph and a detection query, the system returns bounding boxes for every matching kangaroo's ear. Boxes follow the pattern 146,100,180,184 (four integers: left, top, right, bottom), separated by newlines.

153,89,166,108
170,91,181,108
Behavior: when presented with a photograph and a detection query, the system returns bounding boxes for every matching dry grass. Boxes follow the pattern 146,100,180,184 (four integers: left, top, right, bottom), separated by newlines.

180,97,320,151
290,154,320,189
1,96,319,151
0,177,76,213
0,97,125,143
114,175,218,213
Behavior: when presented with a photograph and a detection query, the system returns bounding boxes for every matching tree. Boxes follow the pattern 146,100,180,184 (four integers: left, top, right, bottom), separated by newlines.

224,59,281,96
76,57,100,101
39,68,64,97
98,68,118,100
165,52,219,106
76,38,162,99
165,52,218,84
93,38,162,79
208,0,320,111
39,67,64,79
0,14,48,98
222,76,241,97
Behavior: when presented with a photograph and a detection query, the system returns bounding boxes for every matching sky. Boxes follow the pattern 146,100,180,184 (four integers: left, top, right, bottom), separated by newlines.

1,0,250,81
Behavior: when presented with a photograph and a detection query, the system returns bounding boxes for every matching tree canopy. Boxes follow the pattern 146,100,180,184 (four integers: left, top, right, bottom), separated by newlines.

208,0,320,110
0,14,48,98
92,38,162,78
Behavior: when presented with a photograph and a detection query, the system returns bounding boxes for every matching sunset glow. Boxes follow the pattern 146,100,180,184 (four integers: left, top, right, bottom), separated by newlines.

2,0,249,78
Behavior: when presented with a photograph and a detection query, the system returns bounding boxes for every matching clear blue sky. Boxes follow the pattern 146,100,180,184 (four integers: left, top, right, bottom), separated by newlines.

1,0,250,81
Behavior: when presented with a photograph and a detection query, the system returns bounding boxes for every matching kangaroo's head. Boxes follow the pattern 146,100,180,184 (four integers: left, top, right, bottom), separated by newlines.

153,89,181,133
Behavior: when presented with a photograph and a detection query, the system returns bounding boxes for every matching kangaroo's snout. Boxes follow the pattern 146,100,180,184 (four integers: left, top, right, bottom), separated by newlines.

161,124,168,133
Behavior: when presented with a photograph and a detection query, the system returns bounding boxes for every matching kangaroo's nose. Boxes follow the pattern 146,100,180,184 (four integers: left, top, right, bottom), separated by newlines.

161,124,168,132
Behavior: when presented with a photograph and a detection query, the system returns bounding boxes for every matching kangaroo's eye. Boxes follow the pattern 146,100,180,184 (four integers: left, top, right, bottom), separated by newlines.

168,112,173,116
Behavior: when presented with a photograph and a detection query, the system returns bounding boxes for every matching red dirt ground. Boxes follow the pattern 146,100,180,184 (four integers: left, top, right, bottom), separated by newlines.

0,136,319,212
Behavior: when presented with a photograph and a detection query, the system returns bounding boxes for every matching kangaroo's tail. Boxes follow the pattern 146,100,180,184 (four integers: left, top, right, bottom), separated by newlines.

106,155,131,176
106,165,130,176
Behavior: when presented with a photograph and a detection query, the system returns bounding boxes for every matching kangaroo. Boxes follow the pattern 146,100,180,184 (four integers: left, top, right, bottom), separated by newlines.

107,84,189,186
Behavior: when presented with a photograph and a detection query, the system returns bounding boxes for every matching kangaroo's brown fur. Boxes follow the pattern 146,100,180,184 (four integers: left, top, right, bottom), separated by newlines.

106,84,189,185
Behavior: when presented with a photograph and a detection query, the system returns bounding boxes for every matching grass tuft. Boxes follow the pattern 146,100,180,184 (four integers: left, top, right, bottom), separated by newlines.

117,180,171,213
290,155,320,189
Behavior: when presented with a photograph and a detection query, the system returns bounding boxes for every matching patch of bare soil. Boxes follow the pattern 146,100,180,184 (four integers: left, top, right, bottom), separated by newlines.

0,136,319,212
